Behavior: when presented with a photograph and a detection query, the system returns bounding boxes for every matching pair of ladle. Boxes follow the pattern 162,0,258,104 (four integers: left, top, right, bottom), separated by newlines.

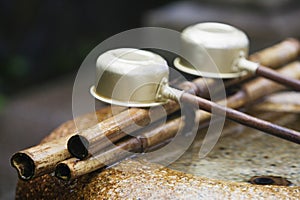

174,22,300,90
91,48,300,144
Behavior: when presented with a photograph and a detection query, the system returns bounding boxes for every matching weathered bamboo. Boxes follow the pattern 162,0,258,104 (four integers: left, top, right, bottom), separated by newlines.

252,91,300,113
11,136,72,181
10,106,122,180
56,119,184,181
67,39,300,160
67,101,180,159
249,38,300,67
56,138,141,181
57,62,300,180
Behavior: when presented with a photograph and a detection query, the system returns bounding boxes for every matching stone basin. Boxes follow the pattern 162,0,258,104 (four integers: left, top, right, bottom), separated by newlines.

16,101,300,199
170,111,300,186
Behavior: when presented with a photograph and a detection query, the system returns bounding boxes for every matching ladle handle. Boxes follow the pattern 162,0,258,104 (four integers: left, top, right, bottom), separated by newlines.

179,92,300,144
256,65,300,91
238,58,300,91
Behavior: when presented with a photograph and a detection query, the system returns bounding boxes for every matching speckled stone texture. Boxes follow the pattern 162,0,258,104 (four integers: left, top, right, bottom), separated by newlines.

16,159,300,199
15,107,300,199
169,112,300,186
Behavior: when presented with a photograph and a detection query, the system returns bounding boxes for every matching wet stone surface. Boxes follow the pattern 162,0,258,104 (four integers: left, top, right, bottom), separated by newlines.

169,112,300,186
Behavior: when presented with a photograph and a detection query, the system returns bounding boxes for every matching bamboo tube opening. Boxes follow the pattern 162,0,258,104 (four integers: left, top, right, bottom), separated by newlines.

55,163,71,181
67,135,89,159
11,153,35,180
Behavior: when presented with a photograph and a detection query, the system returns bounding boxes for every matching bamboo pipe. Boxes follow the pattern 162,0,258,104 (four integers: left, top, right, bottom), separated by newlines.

10,106,122,180
56,119,183,181
249,38,300,67
56,138,142,181
67,101,179,159
58,62,300,180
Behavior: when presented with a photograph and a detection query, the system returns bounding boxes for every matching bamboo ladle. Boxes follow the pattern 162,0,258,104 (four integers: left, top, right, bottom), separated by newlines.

89,48,300,145
174,22,300,90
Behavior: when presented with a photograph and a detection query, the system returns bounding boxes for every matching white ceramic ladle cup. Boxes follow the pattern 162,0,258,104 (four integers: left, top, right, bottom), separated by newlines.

174,22,300,90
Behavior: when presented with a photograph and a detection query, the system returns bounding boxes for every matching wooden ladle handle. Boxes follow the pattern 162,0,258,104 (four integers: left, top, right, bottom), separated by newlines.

179,92,300,144
256,65,300,91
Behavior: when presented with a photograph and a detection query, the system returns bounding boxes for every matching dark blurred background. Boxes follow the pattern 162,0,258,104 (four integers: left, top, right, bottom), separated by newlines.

1,0,300,199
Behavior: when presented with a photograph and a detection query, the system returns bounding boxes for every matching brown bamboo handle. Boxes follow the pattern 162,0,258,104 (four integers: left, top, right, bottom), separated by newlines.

256,65,300,91
212,38,300,93
181,92,300,144
243,62,300,102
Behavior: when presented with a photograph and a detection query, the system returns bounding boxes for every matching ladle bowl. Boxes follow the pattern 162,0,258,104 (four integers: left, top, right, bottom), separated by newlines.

90,48,170,107
174,22,249,78
174,22,300,91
